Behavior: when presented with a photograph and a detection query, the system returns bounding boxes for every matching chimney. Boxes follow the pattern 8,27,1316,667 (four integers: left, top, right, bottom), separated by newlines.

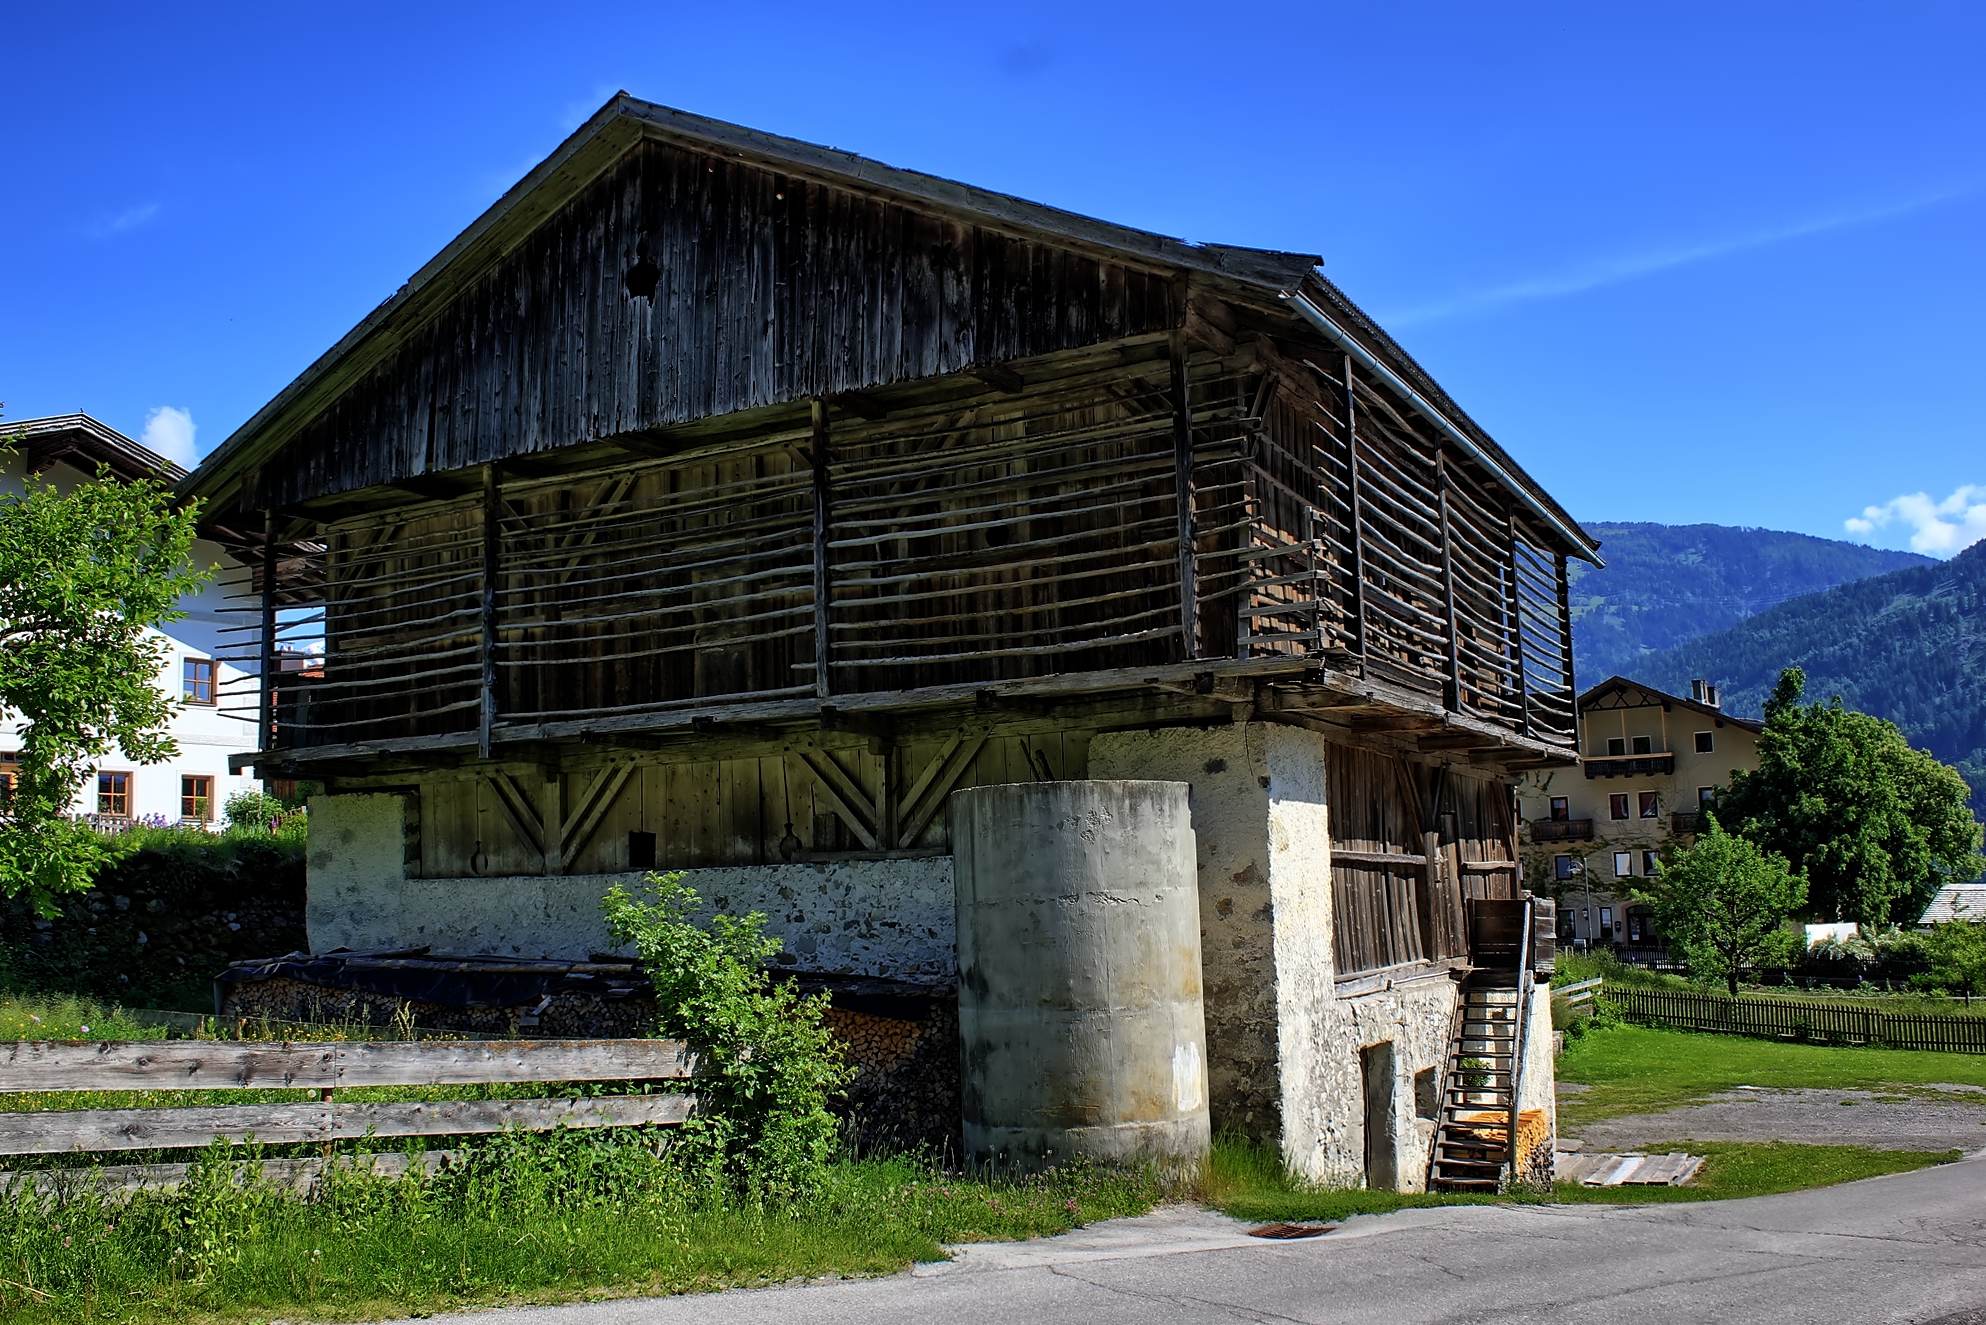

1691,679,1721,710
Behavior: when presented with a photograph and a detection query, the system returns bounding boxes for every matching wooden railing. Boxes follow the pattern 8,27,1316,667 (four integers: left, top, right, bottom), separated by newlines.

1669,811,1703,835
0,1037,694,1158
1528,819,1593,843
1607,988,1986,1054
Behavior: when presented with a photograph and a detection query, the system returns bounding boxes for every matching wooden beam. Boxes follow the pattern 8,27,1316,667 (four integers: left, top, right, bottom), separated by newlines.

1343,355,1370,663
1505,510,1531,738
485,769,544,863
812,399,833,699
966,363,1025,394
896,732,987,849
795,748,877,850
561,761,634,871
0,1037,691,1094
1436,448,1463,711
258,509,278,775
0,1094,694,1157
1170,334,1199,658
479,464,501,760
828,390,887,421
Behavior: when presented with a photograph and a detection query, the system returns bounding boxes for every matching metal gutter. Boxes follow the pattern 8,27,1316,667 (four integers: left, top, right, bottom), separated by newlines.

1280,288,1602,566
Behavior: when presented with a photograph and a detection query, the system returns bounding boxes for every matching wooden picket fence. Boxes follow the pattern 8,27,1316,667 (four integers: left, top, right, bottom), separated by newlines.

0,1037,695,1173
1607,987,1986,1053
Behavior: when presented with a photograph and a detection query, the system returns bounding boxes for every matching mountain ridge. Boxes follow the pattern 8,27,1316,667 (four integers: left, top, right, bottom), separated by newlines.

1636,539,1986,812
1569,522,1934,683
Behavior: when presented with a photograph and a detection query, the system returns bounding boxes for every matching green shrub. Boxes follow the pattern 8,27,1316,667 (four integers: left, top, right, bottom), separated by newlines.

602,873,852,1201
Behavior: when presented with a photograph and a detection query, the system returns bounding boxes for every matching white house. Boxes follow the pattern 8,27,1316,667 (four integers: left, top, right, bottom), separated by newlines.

1,414,262,827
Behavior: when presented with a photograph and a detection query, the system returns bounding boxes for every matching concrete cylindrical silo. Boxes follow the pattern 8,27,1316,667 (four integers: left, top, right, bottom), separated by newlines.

950,780,1210,1171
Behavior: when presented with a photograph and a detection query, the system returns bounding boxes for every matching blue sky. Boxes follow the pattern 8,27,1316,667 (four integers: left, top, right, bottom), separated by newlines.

4,2,1983,555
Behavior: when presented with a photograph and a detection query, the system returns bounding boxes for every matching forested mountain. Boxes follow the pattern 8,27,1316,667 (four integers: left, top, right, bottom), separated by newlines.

1639,539,1986,812
1569,522,1933,683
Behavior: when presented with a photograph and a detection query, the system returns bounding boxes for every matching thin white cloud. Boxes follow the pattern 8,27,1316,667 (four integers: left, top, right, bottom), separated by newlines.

88,202,161,238
140,406,197,468
1385,186,1974,328
1846,485,1986,557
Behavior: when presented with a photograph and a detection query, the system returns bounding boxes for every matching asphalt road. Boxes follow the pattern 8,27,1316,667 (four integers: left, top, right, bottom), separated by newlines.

454,1154,1986,1325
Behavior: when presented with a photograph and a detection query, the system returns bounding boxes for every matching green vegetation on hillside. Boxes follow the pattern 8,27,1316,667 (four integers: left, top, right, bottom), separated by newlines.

1642,539,1986,813
1568,521,1932,684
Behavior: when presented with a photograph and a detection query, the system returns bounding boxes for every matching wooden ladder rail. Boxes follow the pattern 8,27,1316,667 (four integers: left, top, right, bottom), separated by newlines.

1424,977,1471,1189
1500,896,1535,1189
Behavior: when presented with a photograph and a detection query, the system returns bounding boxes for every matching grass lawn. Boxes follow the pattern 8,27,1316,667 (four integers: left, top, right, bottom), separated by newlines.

1555,1025,1986,1127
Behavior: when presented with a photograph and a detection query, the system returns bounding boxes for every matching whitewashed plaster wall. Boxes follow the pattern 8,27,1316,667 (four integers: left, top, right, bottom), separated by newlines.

306,793,954,978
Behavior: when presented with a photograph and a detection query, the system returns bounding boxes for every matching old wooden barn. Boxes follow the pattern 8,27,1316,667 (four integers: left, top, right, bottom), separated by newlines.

186,95,1593,1190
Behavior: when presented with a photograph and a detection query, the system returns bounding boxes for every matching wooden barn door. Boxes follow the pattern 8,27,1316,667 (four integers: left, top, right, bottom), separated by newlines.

1328,744,1440,977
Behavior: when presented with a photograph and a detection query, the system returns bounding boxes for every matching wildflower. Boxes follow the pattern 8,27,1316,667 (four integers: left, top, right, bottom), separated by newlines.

30,1015,40,1023
80,1025,90,1034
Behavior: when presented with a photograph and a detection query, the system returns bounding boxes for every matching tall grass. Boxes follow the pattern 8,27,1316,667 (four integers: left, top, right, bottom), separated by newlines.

0,1131,1162,1323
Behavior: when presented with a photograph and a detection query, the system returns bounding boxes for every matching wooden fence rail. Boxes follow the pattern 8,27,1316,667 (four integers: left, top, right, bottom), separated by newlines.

1607,988,1986,1054
0,1037,695,1157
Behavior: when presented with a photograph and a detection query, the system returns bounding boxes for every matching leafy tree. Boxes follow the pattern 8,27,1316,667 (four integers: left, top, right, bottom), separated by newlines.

602,874,850,1200
1639,815,1807,996
0,428,206,911
1719,668,1983,926
1916,912,1986,998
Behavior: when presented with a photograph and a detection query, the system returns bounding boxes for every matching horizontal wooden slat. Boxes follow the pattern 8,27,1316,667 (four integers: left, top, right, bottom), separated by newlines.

1331,848,1429,867
0,1092,695,1155
0,1149,453,1197
0,1038,692,1094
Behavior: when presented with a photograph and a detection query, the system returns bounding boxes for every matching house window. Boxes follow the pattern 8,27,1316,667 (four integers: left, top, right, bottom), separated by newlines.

1643,850,1660,876
1632,735,1653,755
182,658,216,705
1626,906,1655,943
1639,791,1659,819
1613,851,1633,878
181,775,215,822
1698,786,1718,809
1549,796,1569,822
1694,731,1714,754
1554,855,1576,881
0,751,16,801
98,772,131,817
1607,737,1626,757
1609,793,1630,820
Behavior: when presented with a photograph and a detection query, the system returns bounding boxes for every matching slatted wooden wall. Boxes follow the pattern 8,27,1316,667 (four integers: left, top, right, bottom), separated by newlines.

253,139,1181,512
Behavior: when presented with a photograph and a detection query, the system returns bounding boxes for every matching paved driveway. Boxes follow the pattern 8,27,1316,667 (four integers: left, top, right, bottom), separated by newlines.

450,1153,1986,1325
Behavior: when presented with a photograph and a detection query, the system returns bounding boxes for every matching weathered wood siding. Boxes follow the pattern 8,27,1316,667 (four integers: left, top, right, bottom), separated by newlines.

415,729,1093,878
258,140,1181,510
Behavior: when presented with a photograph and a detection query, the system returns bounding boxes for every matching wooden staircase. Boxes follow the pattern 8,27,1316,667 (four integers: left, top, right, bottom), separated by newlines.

1429,979,1523,1192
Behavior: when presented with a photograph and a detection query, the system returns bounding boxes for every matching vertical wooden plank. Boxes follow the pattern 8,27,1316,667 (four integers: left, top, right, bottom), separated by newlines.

1342,356,1369,663
1505,511,1531,737
258,510,278,761
812,399,832,698
479,465,501,760
541,773,564,876
1555,552,1576,735
1170,335,1198,659
1435,449,1462,712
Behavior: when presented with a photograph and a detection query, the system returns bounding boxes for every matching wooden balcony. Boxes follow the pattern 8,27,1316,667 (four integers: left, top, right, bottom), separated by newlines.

1528,818,1593,843
1582,754,1675,779
1669,810,1704,835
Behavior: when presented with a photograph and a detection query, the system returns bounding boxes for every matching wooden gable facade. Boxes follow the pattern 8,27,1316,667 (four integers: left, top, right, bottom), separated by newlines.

187,97,1595,978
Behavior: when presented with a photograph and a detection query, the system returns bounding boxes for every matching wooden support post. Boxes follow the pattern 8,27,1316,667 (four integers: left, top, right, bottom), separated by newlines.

540,773,564,876
1506,512,1530,738
812,399,833,697
479,464,501,761
1170,335,1199,659
1342,355,1369,663
258,509,278,769
1436,449,1463,712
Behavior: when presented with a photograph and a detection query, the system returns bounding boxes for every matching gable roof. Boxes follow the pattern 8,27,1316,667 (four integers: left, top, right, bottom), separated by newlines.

7,413,186,484
1577,675,1765,732
181,94,1597,563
